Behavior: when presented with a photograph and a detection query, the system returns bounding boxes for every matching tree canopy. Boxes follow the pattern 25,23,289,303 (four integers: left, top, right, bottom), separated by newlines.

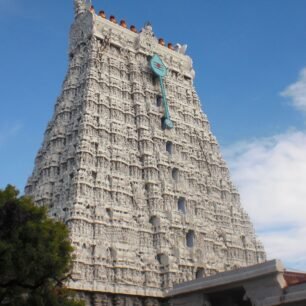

0,185,84,306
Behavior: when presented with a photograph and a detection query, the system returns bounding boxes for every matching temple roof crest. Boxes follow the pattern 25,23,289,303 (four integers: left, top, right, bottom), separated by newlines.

135,23,158,54
74,0,91,17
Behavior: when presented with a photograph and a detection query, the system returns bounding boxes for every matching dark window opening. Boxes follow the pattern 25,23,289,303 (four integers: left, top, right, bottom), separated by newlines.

106,247,117,263
149,216,160,227
186,230,195,248
178,197,186,213
166,141,173,154
106,208,113,218
156,254,162,265
196,268,205,279
156,253,167,266
172,168,179,181
156,95,162,107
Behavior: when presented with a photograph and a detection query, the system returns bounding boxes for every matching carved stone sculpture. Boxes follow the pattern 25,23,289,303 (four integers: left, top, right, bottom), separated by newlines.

25,0,266,304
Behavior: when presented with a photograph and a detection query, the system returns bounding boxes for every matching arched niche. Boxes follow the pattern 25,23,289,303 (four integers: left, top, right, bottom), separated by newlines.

156,253,168,266
149,216,160,227
166,141,173,154
178,197,186,214
186,230,195,248
156,95,162,107
196,267,205,279
106,247,117,264
106,208,113,218
172,168,179,181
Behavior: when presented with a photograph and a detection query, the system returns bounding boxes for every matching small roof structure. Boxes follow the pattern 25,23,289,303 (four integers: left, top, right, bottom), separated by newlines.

168,260,306,306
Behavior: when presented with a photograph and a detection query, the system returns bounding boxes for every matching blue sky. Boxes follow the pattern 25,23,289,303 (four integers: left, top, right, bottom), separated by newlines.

1,1,306,270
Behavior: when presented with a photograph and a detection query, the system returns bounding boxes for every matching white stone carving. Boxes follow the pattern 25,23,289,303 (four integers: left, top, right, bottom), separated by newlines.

174,44,188,55
26,4,266,303
74,0,89,17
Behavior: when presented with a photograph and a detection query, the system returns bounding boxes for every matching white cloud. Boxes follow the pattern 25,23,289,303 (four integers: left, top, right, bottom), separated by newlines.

281,67,306,113
223,130,306,270
261,226,306,271
222,66,306,270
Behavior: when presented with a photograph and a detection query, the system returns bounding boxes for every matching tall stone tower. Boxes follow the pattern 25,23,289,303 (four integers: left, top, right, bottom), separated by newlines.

26,1,266,304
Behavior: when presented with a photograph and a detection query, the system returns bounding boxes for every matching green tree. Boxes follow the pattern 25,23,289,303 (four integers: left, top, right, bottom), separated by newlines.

0,185,84,306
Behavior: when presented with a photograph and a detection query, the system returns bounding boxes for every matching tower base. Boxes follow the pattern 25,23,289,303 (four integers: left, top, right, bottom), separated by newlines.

77,292,164,306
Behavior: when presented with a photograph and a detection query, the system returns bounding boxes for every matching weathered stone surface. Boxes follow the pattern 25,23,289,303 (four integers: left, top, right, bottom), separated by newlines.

77,292,162,306
26,0,266,299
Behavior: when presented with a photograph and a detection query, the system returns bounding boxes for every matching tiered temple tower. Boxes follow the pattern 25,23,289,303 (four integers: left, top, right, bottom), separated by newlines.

26,1,266,304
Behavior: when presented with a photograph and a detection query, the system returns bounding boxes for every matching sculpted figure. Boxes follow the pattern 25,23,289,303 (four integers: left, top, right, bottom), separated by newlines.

74,0,87,16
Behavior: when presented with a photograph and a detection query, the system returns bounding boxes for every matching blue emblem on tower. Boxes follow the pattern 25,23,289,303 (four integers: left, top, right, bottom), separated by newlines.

150,54,174,129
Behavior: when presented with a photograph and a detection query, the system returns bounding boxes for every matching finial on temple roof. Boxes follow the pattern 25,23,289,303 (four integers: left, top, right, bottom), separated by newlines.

144,21,153,32
74,0,91,17
174,43,188,55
